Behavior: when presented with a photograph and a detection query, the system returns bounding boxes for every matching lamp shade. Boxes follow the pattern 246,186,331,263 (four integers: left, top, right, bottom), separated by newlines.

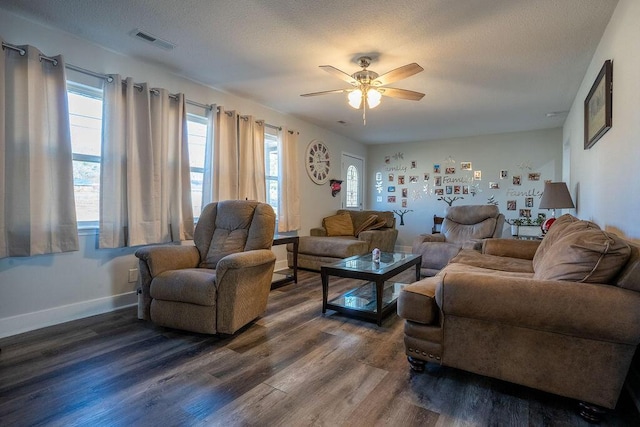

539,182,575,210
367,88,382,109
348,89,362,109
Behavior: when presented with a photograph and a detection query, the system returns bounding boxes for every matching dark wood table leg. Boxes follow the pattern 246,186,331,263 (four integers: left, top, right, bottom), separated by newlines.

292,238,298,283
321,269,328,314
415,259,420,281
376,278,384,326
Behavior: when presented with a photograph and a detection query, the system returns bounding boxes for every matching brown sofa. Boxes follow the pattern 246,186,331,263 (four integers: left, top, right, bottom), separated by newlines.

287,209,398,271
397,214,640,417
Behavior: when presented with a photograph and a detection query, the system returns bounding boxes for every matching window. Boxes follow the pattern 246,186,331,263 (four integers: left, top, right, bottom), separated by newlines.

345,165,358,208
186,114,208,218
68,82,103,226
264,127,279,216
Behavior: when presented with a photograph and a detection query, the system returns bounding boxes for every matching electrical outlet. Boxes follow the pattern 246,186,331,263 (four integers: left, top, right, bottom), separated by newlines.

128,268,139,283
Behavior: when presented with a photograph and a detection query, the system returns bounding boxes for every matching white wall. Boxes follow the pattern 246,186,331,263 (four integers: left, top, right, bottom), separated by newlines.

562,0,640,242
367,128,563,248
0,11,365,338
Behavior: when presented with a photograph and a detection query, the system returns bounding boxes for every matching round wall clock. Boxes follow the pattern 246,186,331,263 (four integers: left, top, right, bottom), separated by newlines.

305,140,331,184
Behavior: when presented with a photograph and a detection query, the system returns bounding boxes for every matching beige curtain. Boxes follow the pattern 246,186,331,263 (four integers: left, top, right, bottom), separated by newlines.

100,76,193,248
238,116,266,202
213,107,238,201
150,89,194,241
201,104,216,208
278,127,300,232
0,42,79,258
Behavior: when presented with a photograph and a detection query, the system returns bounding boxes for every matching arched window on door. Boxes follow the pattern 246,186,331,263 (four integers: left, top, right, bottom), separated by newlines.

345,165,358,208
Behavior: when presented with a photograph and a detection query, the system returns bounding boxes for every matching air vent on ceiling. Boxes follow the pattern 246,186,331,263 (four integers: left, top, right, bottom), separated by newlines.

129,29,176,50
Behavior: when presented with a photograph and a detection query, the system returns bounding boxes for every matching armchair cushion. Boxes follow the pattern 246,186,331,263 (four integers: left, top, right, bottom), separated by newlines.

323,212,354,236
151,268,217,305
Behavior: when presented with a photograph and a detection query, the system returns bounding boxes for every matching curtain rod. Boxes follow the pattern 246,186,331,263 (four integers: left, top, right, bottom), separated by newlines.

2,41,292,130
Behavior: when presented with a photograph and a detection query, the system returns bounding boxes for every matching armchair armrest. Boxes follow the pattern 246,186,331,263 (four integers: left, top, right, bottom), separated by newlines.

358,228,398,252
436,272,640,344
214,249,277,334
412,233,446,253
482,238,540,260
310,227,327,236
135,245,200,277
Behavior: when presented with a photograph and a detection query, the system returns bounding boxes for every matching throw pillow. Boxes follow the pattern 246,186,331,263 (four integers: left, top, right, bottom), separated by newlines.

532,215,598,271
533,228,631,283
323,212,354,236
354,214,379,237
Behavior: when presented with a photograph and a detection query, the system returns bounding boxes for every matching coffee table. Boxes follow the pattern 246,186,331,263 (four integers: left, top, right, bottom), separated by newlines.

321,252,421,326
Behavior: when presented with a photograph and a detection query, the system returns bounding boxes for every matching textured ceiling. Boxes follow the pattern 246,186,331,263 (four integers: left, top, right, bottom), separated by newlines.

0,0,618,144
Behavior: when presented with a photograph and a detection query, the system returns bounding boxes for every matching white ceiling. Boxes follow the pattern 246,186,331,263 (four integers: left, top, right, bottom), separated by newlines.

0,0,618,144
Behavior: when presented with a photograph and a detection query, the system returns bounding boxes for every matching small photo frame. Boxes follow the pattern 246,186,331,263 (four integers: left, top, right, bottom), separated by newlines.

385,156,391,164
402,188,408,197
512,175,521,186
434,176,442,186
525,197,534,208
462,186,469,195
445,167,456,174
528,173,541,181
446,186,453,194
411,160,417,169
423,173,430,181
398,175,405,185
474,170,482,180
435,188,444,195
507,200,516,210
409,176,419,183
388,173,394,182
584,59,613,149
461,162,472,170
500,170,508,179
489,182,499,189
434,164,441,173
520,209,532,218
454,185,461,194
376,196,382,202
401,199,408,208
388,186,396,192
375,172,382,181
387,195,396,203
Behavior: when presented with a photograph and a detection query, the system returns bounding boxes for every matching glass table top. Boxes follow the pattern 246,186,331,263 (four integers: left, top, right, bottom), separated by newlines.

327,252,420,274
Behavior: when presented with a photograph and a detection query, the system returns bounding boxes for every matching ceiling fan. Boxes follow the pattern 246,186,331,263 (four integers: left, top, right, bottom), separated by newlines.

301,56,425,125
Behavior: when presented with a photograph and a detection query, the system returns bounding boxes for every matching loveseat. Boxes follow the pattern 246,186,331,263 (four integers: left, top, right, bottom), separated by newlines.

397,214,640,419
287,209,398,271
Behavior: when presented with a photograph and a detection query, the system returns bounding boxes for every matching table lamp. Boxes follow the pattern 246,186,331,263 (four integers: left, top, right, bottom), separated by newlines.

538,182,575,233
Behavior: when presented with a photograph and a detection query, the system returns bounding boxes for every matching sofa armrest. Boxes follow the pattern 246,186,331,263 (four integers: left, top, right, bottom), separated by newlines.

412,233,446,252
358,228,398,252
482,238,540,260
310,227,327,236
436,272,640,344
135,245,200,278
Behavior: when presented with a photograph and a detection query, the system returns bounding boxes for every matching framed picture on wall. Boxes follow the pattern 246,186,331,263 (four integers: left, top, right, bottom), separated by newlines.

584,59,612,149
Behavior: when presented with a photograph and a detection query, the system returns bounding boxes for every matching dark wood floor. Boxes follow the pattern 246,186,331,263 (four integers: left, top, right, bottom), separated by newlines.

1,270,639,426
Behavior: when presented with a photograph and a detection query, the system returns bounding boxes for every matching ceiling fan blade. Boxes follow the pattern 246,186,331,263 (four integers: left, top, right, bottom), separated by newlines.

373,63,423,86
319,65,357,85
378,87,425,101
300,89,348,97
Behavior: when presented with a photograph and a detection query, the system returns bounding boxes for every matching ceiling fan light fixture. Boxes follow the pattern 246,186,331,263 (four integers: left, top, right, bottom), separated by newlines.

367,88,382,109
348,89,362,109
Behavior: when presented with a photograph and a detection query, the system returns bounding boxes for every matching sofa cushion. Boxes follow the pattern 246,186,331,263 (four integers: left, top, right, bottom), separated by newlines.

151,268,217,305
451,249,534,274
354,214,379,237
418,242,462,271
533,229,631,283
341,209,395,229
297,236,368,258
323,212,354,236
532,215,598,271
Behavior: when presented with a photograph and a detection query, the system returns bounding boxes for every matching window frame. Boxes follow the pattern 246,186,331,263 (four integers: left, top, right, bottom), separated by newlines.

186,112,209,221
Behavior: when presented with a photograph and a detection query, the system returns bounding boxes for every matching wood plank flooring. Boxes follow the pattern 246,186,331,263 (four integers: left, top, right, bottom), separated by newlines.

1,270,639,426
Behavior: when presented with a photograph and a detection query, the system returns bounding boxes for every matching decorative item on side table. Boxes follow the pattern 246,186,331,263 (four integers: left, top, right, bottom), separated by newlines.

538,182,575,233
584,59,612,149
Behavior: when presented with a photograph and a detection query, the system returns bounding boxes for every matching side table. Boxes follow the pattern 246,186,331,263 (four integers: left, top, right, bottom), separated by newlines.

271,234,298,289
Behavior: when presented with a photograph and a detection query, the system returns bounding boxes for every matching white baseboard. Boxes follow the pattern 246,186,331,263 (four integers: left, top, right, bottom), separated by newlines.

0,292,137,339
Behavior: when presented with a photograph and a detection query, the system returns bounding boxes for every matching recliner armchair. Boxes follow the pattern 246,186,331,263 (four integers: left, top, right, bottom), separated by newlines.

412,205,505,277
135,200,277,335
